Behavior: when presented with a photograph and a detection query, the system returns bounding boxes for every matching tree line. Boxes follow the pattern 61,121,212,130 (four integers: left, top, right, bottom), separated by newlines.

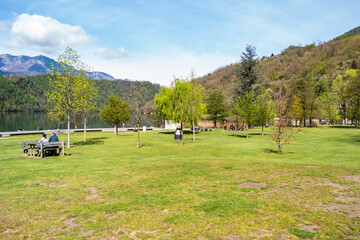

0,71,160,113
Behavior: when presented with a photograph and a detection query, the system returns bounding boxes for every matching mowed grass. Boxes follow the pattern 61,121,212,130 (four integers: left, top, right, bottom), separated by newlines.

0,127,359,239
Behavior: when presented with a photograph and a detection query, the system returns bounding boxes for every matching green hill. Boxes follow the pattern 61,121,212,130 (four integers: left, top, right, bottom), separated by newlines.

334,26,360,40
196,29,360,104
0,74,160,112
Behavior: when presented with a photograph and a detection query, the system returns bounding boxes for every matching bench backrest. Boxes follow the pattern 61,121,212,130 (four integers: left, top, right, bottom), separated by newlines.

20,141,66,148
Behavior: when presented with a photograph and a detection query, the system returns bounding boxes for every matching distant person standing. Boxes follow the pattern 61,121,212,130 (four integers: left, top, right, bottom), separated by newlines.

75,123,78,130
49,132,58,142
38,134,49,143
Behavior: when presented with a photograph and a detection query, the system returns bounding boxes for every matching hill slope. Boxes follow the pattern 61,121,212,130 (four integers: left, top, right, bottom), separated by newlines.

196,28,360,103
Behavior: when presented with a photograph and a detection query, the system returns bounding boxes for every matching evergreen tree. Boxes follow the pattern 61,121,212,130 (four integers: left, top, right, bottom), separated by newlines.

100,96,131,135
235,44,258,98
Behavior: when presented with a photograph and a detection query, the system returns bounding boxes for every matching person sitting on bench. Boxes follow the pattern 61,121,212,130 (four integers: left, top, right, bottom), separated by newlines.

38,134,49,143
49,132,58,142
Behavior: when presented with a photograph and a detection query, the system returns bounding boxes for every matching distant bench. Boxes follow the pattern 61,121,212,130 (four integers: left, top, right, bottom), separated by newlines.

20,141,65,158
127,127,153,131
74,129,102,133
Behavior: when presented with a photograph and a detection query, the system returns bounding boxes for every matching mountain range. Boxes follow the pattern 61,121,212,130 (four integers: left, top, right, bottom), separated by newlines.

0,54,115,80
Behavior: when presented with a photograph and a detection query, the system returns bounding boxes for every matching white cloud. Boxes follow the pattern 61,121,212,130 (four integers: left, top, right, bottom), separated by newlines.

94,47,128,60
8,13,91,53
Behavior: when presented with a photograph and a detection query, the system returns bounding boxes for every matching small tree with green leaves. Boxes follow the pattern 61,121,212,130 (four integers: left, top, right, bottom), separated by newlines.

270,84,301,154
75,71,98,141
132,82,146,148
47,104,66,133
344,71,360,128
47,47,86,148
100,95,131,135
190,82,206,142
255,90,275,135
154,87,175,124
233,90,256,138
206,91,227,128
230,103,242,137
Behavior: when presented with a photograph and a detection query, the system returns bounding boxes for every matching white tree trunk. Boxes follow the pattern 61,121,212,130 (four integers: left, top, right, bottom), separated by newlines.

192,119,195,142
67,114,70,148
137,121,140,148
84,117,87,141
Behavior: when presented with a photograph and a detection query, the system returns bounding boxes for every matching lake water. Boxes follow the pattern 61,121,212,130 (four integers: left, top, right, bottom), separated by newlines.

0,112,154,132
0,112,110,132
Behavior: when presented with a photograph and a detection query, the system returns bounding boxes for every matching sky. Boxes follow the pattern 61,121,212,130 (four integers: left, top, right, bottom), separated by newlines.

0,0,359,86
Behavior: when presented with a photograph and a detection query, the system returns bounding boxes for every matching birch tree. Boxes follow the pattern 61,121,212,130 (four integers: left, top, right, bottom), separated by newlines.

47,47,85,148
75,71,98,141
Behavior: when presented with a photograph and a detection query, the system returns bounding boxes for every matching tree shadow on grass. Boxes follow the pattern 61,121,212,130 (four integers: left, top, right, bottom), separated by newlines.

73,137,108,146
228,132,263,138
332,135,360,144
326,125,357,129
264,148,278,154
264,148,295,154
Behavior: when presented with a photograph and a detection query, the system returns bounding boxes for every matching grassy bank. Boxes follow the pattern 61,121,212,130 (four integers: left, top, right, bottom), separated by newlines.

0,127,359,239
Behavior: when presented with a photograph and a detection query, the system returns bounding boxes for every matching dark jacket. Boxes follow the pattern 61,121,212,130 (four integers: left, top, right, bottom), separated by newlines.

49,135,58,142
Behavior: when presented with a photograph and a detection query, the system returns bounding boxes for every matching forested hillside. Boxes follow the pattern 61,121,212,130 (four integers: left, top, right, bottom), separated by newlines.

195,28,360,126
197,34,360,101
0,74,160,112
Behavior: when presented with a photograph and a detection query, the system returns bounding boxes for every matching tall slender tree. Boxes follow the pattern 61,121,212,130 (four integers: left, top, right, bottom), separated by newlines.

190,83,206,142
132,82,147,148
47,47,86,148
75,70,98,141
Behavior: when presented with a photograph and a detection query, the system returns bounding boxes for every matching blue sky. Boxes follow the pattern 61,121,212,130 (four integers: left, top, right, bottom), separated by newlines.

0,0,359,86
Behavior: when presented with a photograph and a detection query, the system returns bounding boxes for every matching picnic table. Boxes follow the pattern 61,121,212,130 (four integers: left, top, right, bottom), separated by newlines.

20,141,65,158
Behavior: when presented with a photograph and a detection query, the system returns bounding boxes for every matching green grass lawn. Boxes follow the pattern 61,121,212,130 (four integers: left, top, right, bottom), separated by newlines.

0,127,359,239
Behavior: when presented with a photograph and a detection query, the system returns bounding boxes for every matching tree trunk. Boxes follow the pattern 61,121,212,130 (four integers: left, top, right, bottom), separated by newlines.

214,120,217,128
278,142,282,154
192,119,195,142
137,121,140,148
67,114,70,148
262,125,264,136
58,123,61,133
115,124,118,135
235,121,237,137
181,121,184,145
83,117,87,141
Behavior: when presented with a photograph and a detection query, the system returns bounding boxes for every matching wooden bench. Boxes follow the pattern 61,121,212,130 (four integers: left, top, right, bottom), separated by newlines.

20,141,65,158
